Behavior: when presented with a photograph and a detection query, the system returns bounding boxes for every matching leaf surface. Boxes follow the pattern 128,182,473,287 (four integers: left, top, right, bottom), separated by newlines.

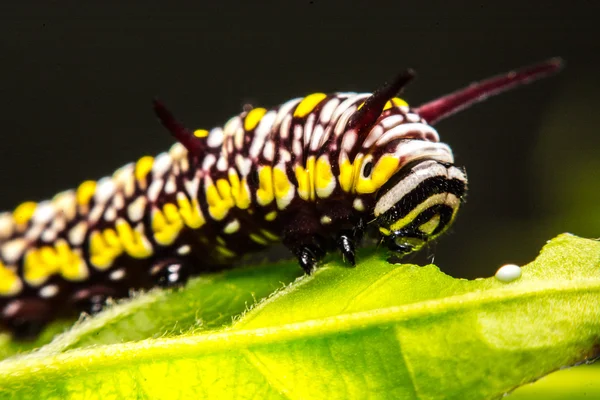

0,234,598,400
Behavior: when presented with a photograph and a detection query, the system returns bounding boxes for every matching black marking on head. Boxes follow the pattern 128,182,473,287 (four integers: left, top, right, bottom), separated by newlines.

363,161,373,178
378,176,466,225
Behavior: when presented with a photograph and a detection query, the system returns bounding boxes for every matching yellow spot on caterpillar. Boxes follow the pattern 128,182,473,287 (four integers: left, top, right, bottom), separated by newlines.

418,214,441,235
54,240,87,281
89,229,123,270
216,246,236,258
13,201,37,225
339,158,354,192
389,193,458,232
265,211,277,221
392,97,408,107
228,170,251,209
294,93,327,118
135,156,154,182
249,233,268,246
115,219,153,258
76,180,97,206
383,101,393,111
273,167,293,206
223,219,240,234
315,156,335,198
260,229,279,241
193,129,209,138
256,166,275,206
355,155,399,194
24,240,88,285
177,194,205,229
295,156,316,201
0,262,22,296
244,107,267,131
351,154,365,189
152,203,184,246
205,183,233,221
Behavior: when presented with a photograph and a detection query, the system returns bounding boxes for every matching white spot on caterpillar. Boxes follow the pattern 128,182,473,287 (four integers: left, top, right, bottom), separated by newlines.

341,132,357,152
41,228,57,243
263,141,275,162
113,163,135,197
332,94,368,123
292,139,302,158
169,142,187,160
2,301,21,319
495,264,522,283
32,201,55,225
319,97,340,124
334,108,354,137
362,125,384,149
24,223,44,242
127,196,147,223
405,113,421,122
207,127,224,148
183,175,200,199
235,155,252,176
94,177,115,204
0,212,14,239
152,152,172,177
39,284,59,298
110,268,126,281
279,149,292,163
380,114,405,129
217,156,228,171
52,190,77,220
112,192,125,210
147,179,164,203
104,206,117,222
320,215,332,225
275,98,301,127
248,111,276,157
68,222,87,246
374,122,439,146
353,198,365,211
223,219,240,234
202,154,216,171
1,239,27,264
164,175,177,194
279,114,292,140
309,124,325,151
177,244,191,255
303,113,315,147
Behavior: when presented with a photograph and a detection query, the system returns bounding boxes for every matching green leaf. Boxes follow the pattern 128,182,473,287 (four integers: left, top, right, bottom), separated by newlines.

0,233,598,399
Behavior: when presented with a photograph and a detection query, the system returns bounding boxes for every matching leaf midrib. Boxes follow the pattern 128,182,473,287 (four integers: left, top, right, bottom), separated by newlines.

1,277,598,382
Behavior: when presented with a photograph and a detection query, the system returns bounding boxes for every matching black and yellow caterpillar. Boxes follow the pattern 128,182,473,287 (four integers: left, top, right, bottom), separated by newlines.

0,59,562,339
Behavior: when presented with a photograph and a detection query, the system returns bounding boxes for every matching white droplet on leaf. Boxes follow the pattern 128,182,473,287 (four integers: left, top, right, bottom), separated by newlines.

495,264,522,283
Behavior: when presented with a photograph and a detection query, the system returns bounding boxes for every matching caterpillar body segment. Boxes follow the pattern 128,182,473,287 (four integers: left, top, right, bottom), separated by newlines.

0,59,562,339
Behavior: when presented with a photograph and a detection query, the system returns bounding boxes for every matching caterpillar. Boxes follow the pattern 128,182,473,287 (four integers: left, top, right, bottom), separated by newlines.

0,59,562,339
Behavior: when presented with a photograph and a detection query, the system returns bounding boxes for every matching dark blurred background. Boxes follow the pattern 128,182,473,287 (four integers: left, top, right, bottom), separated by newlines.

0,1,597,278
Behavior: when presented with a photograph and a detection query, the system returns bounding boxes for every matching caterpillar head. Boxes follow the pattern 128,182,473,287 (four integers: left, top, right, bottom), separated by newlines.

374,159,467,254
348,58,562,255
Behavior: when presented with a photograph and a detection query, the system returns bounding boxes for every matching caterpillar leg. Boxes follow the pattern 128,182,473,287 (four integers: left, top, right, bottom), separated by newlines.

292,244,326,274
2,298,51,340
335,218,365,267
150,258,191,289
336,234,356,267
71,285,118,316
